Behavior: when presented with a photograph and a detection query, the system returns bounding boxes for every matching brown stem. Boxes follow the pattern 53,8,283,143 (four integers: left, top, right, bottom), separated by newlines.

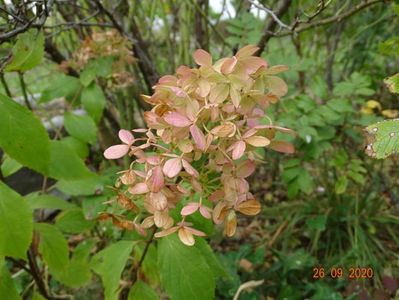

257,0,292,55
27,248,51,299
272,0,384,38
7,257,32,274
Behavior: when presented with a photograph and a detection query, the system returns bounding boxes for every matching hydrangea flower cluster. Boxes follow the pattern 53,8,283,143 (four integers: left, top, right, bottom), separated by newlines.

102,45,295,246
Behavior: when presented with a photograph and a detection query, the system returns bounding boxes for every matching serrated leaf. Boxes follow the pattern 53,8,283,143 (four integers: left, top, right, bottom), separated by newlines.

81,83,106,123
0,182,32,259
39,75,81,103
128,281,159,300
5,29,44,72
35,223,69,272
64,112,97,144
158,234,215,300
365,119,399,159
91,241,135,300
54,241,93,288
0,93,51,175
194,238,228,278
60,136,89,159
0,259,20,300
25,193,76,211
48,141,92,180
56,175,103,196
55,209,95,234
133,244,159,285
80,57,114,86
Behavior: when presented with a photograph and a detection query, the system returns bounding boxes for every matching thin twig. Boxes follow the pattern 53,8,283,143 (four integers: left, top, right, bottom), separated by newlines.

18,72,32,110
275,0,383,38
0,72,12,97
27,248,51,300
248,0,291,29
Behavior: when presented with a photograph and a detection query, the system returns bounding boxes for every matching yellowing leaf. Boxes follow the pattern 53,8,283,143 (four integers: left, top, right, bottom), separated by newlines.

265,76,288,97
382,109,399,118
245,136,270,147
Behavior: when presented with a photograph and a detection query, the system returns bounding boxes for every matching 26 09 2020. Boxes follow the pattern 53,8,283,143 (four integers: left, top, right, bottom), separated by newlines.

313,267,374,279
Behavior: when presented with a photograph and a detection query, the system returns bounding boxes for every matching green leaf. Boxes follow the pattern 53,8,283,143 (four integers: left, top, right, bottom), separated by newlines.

306,215,327,231
56,175,104,196
158,234,215,300
0,182,32,259
81,83,106,123
35,223,69,272
5,29,44,72
91,241,135,300
0,259,21,300
194,238,228,278
60,136,89,159
297,170,314,194
384,73,399,94
80,57,114,86
365,119,399,159
55,209,95,234
0,155,22,177
283,248,315,272
48,141,92,180
39,75,82,103
0,93,50,175
25,193,77,211
54,241,93,288
31,292,45,300
82,195,108,220
335,176,348,194
128,281,159,300
64,112,97,144
133,244,159,285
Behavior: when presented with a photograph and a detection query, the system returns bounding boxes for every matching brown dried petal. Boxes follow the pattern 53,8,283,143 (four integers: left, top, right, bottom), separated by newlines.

236,199,261,216
178,227,195,246
224,210,237,237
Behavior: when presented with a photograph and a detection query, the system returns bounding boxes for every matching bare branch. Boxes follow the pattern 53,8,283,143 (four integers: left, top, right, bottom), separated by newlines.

276,0,384,38
257,0,292,55
248,0,291,30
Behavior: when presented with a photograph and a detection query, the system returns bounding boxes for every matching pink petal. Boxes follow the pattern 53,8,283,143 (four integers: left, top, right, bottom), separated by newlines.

190,125,206,151
236,160,256,178
221,56,238,74
163,158,182,178
209,189,224,202
118,129,134,144
268,140,295,154
240,57,267,74
164,112,192,127
144,111,166,129
104,144,130,159
129,182,149,194
170,86,187,97
235,45,259,58
182,159,199,177
154,226,179,238
193,49,212,66
148,166,164,192
185,226,206,237
199,206,211,219
181,203,200,216
232,141,246,160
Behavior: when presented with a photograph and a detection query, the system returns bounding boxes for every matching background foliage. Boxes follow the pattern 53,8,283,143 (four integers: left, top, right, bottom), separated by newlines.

0,0,399,299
